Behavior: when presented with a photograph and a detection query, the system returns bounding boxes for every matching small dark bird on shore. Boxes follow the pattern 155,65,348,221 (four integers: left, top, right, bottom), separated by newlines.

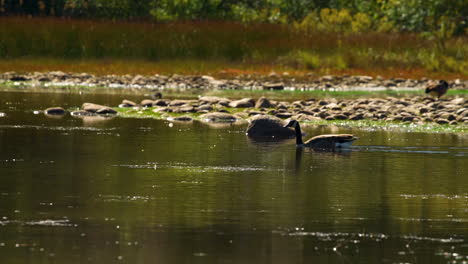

151,92,163,99
425,80,449,99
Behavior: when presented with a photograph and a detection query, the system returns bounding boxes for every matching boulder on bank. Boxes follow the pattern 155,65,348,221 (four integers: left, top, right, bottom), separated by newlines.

44,107,66,115
153,100,168,106
263,82,284,90
229,98,255,108
255,97,275,108
199,96,231,105
199,112,237,122
140,99,155,107
246,115,295,138
119,99,137,108
82,103,117,115
96,108,117,114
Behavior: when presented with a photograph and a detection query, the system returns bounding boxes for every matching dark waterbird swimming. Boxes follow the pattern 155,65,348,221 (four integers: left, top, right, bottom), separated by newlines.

284,120,359,150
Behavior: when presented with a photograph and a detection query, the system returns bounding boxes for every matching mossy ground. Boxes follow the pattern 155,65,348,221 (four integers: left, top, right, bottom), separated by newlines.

115,107,468,134
1,81,467,101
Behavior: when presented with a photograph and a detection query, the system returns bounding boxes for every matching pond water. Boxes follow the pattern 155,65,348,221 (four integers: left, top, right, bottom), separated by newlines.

0,91,467,264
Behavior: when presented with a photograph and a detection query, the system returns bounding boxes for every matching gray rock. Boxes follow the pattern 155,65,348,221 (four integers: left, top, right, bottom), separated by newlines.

246,115,295,138
383,80,397,87
318,112,330,119
197,104,214,111
119,100,137,107
71,110,96,116
44,107,66,115
402,116,415,122
263,82,284,90
229,98,255,108
276,104,288,110
140,99,155,107
450,98,464,105
171,116,193,121
332,114,348,120
349,113,365,120
248,111,263,116
439,113,457,121
82,103,110,113
170,100,193,106
81,103,116,115
435,118,449,125
200,112,237,122
172,105,195,113
255,97,274,108
292,113,321,121
419,107,430,114
96,107,117,115
153,100,168,106
199,96,230,105
10,75,29,81
275,112,293,119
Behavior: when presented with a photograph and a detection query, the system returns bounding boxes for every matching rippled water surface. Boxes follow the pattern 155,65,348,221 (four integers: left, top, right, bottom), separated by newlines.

0,92,467,264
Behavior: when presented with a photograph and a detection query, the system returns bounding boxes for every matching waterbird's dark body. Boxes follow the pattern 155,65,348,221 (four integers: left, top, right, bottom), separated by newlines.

425,80,449,99
284,120,358,150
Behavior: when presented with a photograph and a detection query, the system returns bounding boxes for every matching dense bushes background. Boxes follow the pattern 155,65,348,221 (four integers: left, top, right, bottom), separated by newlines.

1,17,466,75
1,0,466,35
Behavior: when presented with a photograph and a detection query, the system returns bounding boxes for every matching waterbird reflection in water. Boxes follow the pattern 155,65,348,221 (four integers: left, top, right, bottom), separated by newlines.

72,115,115,126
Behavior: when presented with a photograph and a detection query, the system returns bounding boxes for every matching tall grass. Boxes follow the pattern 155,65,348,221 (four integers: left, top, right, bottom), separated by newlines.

0,17,466,77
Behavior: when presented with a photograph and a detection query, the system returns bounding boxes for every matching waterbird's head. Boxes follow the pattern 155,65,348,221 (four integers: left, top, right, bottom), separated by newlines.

439,80,449,88
284,120,299,128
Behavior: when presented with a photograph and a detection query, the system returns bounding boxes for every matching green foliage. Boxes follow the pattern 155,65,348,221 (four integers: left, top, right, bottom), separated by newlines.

280,51,321,69
0,17,466,75
295,8,374,33
0,0,466,35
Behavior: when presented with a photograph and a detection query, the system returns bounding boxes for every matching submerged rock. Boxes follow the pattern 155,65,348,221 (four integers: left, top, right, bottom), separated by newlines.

44,107,66,115
170,116,193,122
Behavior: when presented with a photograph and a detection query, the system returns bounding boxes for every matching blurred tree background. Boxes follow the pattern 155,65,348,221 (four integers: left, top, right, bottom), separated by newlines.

1,0,466,35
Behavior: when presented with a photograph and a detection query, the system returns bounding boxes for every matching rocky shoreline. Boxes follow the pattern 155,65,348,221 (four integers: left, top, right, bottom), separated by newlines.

44,95,468,128
2,71,466,129
1,71,467,91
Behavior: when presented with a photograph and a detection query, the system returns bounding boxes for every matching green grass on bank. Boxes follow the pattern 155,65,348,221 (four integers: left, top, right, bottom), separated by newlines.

1,81,467,101
114,107,468,134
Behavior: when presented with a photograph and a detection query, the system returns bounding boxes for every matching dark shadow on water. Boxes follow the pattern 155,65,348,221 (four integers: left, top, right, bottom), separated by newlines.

199,120,246,129
72,115,115,126
247,135,293,144
295,147,303,174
